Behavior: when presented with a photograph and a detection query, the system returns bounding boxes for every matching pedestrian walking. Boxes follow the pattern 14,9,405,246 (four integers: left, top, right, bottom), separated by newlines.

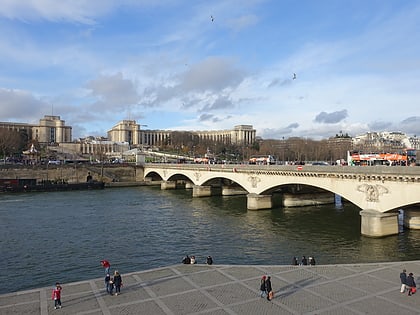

292,257,298,265
266,276,273,301
301,256,307,265
407,272,416,296
259,275,267,298
51,282,62,309
206,256,213,265
113,270,122,295
400,269,407,293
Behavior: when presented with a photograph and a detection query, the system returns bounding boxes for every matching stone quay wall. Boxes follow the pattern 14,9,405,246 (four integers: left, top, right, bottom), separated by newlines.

0,164,144,184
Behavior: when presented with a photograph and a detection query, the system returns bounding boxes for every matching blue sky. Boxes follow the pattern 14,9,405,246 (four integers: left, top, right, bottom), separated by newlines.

1,0,419,140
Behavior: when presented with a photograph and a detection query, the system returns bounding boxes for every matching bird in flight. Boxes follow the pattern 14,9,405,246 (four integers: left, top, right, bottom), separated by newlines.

211,15,214,22
293,73,297,80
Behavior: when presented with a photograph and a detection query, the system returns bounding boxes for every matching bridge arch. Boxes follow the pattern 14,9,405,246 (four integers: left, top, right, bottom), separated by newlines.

144,165,420,213
144,164,420,237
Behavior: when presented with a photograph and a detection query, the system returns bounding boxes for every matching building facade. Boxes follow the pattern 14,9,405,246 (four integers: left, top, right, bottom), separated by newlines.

107,121,256,146
0,115,72,144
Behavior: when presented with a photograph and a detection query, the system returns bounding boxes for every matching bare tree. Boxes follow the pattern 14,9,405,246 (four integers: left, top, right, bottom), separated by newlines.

0,129,26,158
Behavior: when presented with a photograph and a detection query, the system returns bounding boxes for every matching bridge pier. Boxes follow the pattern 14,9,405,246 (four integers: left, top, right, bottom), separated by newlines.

282,192,334,207
161,180,186,190
185,182,194,189
192,185,213,197
403,209,420,230
161,180,177,190
360,209,399,237
247,193,272,210
222,185,247,196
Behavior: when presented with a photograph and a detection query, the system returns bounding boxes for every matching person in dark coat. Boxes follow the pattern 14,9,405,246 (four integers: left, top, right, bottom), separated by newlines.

182,255,191,264
259,275,267,298
113,270,122,295
108,279,114,295
105,273,111,293
265,276,273,301
292,257,298,265
406,272,416,296
206,256,213,265
301,256,307,266
400,269,407,293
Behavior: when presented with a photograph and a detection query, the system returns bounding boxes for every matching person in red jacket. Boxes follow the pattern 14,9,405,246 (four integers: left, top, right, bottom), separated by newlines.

101,260,110,274
51,282,62,309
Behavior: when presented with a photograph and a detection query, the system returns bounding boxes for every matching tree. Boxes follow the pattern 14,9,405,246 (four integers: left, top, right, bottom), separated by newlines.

0,128,25,159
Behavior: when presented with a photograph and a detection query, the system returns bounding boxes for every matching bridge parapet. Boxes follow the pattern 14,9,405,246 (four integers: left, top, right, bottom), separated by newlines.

145,164,420,183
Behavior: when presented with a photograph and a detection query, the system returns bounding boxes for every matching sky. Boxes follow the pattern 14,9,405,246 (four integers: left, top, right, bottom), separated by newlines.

0,0,420,140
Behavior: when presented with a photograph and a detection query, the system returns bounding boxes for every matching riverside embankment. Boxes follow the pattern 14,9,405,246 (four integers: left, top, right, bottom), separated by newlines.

0,164,144,184
1,262,419,315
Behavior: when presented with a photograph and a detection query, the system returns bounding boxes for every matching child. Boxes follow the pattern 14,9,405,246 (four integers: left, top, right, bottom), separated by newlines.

51,282,62,309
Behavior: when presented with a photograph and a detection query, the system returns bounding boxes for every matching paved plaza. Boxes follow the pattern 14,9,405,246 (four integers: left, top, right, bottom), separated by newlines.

1,261,420,315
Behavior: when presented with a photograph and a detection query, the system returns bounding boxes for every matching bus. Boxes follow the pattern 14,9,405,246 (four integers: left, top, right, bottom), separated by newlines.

347,149,416,166
249,155,276,165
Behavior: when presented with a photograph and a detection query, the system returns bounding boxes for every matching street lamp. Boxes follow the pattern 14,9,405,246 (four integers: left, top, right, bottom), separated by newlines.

282,137,285,165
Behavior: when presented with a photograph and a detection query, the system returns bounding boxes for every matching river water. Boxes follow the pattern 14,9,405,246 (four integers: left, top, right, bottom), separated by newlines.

1,186,419,294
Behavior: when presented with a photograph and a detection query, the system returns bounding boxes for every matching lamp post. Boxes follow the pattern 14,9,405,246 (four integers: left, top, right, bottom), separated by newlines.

282,137,285,165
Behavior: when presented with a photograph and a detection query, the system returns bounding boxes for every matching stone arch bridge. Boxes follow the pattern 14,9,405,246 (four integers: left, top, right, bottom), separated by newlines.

144,164,420,237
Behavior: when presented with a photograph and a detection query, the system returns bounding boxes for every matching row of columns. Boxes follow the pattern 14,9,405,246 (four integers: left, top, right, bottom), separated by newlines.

160,180,420,237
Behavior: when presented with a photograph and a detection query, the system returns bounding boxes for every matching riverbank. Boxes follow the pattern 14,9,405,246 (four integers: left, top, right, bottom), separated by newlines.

0,164,144,184
1,261,419,315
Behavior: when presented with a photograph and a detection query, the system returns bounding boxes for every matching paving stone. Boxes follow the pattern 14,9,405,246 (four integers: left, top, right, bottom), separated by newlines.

0,301,40,315
204,282,256,305
188,269,235,288
109,300,167,315
347,296,416,315
1,262,419,315
160,290,219,314
277,289,336,314
0,291,39,307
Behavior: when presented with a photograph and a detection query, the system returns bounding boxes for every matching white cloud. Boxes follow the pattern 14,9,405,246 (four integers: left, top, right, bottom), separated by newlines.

226,14,259,32
85,72,140,110
0,0,114,24
0,1,419,140
0,88,48,122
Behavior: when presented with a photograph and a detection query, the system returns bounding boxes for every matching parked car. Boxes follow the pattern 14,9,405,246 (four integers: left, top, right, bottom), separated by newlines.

311,161,329,166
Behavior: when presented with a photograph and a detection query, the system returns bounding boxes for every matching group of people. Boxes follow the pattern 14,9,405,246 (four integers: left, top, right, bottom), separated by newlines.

292,256,316,266
259,275,274,301
101,259,123,295
182,255,213,265
105,270,123,296
400,269,417,296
